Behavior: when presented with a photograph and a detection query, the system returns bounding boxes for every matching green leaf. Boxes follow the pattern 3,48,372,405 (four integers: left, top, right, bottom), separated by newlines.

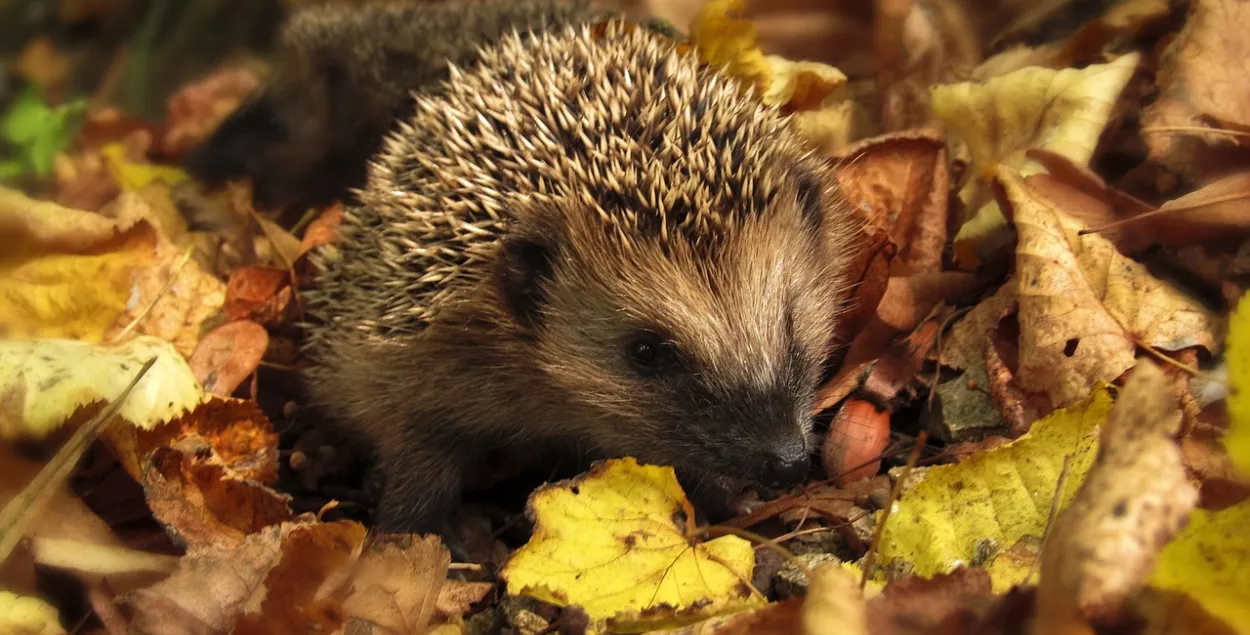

0,86,86,179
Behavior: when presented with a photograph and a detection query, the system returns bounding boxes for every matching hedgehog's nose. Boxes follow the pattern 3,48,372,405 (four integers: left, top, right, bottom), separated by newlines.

760,441,810,490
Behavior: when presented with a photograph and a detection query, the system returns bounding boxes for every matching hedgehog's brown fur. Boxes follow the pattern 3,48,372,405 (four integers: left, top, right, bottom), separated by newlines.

183,0,602,223
301,19,861,534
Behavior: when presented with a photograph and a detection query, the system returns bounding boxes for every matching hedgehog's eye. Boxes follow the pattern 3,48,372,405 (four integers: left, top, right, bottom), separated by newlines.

626,331,676,373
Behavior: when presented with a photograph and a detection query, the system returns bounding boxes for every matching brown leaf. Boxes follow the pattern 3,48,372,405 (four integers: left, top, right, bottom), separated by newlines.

124,519,367,635
188,320,269,397
224,266,294,325
833,129,951,275
330,534,458,634
161,68,261,158
1146,171,1250,247
105,397,288,549
1140,0,1250,176
1000,169,1221,408
826,212,896,375
868,568,993,635
875,0,980,131
841,271,984,370
141,447,293,550
1037,360,1198,626
936,279,1018,372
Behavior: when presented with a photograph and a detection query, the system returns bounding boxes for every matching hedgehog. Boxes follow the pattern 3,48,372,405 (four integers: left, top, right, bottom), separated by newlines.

299,16,862,535
182,0,604,224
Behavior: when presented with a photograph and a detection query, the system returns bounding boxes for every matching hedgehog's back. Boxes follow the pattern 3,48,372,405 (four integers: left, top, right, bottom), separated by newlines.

304,20,813,351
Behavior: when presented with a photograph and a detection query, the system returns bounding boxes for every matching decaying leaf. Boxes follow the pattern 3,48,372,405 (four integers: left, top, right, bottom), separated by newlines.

124,519,366,634
1001,169,1221,408
0,336,201,441
502,458,763,634
1037,361,1198,627
933,52,1140,267
876,385,1112,591
800,564,868,635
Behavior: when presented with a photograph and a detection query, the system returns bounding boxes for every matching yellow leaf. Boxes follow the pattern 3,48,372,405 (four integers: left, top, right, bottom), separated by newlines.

0,336,203,441
0,591,65,635
688,0,845,111
0,188,158,342
1149,501,1250,635
501,458,763,634
931,52,1140,267
876,386,1113,592
0,187,225,356
1226,292,1250,477
100,142,189,191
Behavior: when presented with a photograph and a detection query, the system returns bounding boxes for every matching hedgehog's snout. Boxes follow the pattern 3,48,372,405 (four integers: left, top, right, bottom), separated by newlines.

759,437,810,490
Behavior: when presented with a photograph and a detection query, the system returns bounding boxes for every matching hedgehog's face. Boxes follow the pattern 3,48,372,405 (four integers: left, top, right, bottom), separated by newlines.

496,187,852,494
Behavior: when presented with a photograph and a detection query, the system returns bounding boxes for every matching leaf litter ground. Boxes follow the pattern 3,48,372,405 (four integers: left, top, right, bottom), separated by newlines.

0,0,1248,634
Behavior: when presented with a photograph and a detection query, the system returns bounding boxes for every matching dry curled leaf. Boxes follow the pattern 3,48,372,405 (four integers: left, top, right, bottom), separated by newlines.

1000,169,1221,409
188,320,269,397
1037,360,1198,627
832,129,951,276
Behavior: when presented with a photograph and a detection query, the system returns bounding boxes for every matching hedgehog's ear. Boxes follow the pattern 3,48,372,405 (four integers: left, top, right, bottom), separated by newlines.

496,233,557,329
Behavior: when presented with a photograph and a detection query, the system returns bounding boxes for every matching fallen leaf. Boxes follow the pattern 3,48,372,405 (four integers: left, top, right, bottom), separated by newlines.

1148,501,1250,634
1140,0,1250,177
935,279,1018,372
1057,0,1172,65
933,52,1141,267
124,519,366,634
1037,360,1197,628
100,142,190,192
801,564,868,635
875,0,980,131
1001,169,1222,408
0,591,65,635
501,458,763,634
189,320,269,396
0,187,225,356
1143,171,1250,249
688,0,847,112
1225,291,1250,478
869,568,994,635
326,534,463,635
832,129,951,276
0,336,201,441
0,86,84,180
876,385,1113,592
162,67,261,158
841,271,983,370
224,267,293,325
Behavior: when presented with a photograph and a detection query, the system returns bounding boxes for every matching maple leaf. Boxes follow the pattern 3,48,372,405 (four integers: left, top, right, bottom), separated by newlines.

1037,361,1197,627
0,336,201,441
999,169,1221,408
876,385,1113,592
501,458,763,634
931,52,1140,267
